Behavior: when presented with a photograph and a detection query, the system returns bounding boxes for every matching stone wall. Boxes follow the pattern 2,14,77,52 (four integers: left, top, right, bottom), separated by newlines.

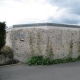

6,26,80,62
0,55,5,64
6,29,13,48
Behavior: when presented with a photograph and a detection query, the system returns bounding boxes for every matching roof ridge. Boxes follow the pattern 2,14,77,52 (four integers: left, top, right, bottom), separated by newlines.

13,23,80,28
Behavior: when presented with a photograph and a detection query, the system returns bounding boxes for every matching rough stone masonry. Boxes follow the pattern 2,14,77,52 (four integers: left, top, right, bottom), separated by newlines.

6,23,80,62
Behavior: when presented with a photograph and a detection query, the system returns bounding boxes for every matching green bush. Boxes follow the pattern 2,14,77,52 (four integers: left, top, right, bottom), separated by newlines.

1,46,13,61
27,56,43,65
0,22,6,51
77,56,80,60
27,55,80,65
66,57,76,62
53,59,62,64
42,58,53,65
27,56,53,65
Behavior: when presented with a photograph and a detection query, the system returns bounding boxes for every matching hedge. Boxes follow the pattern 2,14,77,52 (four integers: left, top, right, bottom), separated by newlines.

0,22,6,52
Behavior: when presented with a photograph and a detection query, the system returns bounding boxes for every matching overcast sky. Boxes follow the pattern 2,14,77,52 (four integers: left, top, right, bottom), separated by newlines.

0,0,80,27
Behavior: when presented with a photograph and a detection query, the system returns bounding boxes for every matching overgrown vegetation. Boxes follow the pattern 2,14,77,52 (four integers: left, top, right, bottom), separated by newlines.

46,36,54,59
36,32,42,55
66,33,73,59
0,46,19,66
78,29,80,52
1,46,13,62
29,32,34,56
66,40,73,59
27,32,76,65
0,22,6,53
27,56,53,65
27,55,80,65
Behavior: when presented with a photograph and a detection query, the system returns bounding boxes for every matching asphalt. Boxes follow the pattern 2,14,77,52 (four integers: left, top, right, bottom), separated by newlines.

0,62,80,80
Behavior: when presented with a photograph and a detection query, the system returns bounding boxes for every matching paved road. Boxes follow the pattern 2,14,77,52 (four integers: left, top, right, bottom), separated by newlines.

0,62,80,80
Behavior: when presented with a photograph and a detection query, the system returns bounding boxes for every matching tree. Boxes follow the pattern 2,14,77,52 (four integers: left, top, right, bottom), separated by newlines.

0,22,6,52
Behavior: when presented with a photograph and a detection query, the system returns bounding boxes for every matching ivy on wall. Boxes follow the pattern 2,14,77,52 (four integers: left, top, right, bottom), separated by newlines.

36,32,42,55
66,32,73,59
78,29,80,52
29,32,34,56
46,35,54,59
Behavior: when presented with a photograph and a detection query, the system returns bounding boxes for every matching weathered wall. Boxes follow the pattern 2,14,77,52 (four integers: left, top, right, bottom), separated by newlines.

0,55,5,64
6,26,80,62
6,29,13,48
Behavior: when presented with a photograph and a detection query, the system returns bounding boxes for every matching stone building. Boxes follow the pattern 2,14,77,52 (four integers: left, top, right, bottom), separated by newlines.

6,23,80,62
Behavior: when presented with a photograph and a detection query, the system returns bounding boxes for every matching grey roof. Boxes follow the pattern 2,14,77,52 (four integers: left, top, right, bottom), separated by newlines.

13,23,80,28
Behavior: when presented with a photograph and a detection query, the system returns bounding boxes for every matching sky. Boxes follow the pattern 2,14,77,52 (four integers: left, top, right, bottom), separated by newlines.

0,0,80,27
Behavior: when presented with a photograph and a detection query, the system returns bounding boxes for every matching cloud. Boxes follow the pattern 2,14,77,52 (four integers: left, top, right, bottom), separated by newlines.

48,13,80,24
0,0,59,26
46,0,80,25
0,0,80,26
47,0,80,16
